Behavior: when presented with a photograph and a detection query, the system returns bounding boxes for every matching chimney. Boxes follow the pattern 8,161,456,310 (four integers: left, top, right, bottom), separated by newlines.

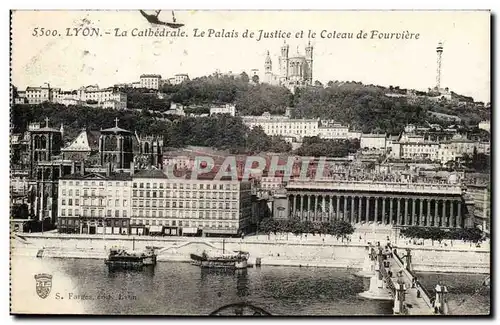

130,161,135,176
80,161,85,176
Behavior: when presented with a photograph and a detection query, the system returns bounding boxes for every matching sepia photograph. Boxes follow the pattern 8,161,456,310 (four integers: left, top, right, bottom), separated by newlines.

9,9,491,316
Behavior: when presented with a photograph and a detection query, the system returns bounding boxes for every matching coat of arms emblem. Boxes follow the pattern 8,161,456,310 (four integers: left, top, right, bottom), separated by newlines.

34,273,52,299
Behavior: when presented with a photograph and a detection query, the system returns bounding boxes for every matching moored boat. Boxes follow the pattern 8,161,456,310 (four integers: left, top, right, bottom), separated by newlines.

105,247,157,269
190,250,249,270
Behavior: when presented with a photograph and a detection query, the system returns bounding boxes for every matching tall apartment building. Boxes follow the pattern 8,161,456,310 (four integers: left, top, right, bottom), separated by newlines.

57,168,253,236
169,74,190,85
57,171,132,234
130,169,252,236
242,113,319,140
140,74,162,90
78,86,127,110
25,86,61,104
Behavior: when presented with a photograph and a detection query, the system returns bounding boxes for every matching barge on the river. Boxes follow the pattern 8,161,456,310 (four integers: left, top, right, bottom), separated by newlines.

190,250,249,270
105,247,157,270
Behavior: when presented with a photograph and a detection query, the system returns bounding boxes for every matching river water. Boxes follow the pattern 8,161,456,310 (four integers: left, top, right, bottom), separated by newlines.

10,256,490,316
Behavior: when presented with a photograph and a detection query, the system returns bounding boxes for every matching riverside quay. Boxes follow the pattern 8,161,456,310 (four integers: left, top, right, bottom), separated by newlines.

285,179,471,228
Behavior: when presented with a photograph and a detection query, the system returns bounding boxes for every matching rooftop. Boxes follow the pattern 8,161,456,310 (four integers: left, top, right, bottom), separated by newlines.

140,74,162,78
59,172,132,181
133,168,168,179
100,118,132,134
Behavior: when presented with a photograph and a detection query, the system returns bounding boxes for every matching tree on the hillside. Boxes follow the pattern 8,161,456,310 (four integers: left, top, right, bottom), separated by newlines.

246,126,271,153
252,75,260,84
240,72,250,83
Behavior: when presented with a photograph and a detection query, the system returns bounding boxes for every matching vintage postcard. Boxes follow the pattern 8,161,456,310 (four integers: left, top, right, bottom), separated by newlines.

10,10,491,316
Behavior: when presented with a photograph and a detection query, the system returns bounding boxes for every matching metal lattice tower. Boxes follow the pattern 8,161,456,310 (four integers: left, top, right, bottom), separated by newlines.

436,42,444,90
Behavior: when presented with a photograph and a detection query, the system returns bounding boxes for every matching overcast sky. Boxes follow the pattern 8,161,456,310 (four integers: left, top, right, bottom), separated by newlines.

11,10,490,102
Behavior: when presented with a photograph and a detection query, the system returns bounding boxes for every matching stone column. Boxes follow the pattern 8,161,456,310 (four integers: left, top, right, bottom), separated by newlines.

315,195,319,221
389,198,394,225
306,194,311,220
434,200,440,227
382,198,386,225
397,198,401,226
419,199,424,226
366,197,370,222
336,196,340,220
412,199,416,226
441,200,447,228
350,196,355,223
322,195,326,222
343,196,348,221
404,198,409,226
329,196,333,220
374,197,379,223
450,201,455,228
358,196,363,224
426,200,431,227
291,195,295,217
302,194,306,221
456,202,462,228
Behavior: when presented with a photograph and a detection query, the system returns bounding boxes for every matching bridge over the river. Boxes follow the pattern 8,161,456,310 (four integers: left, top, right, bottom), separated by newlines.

357,245,449,315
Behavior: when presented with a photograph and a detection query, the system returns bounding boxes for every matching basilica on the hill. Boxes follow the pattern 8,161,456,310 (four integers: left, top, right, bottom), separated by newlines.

264,41,314,92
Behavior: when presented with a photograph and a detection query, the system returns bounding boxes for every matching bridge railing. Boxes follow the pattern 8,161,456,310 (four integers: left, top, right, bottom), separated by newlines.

379,261,396,297
393,250,434,309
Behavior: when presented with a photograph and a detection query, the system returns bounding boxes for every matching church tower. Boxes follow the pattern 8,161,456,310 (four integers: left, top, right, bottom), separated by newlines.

99,118,134,170
305,41,314,85
279,41,289,84
264,50,273,84
28,118,63,177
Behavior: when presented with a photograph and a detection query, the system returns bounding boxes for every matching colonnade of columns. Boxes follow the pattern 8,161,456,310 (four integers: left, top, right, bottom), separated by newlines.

288,193,463,228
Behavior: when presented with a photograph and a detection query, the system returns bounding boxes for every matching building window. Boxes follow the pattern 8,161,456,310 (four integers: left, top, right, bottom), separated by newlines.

61,199,66,205
115,210,120,217
76,189,80,196
123,210,127,217
107,210,111,217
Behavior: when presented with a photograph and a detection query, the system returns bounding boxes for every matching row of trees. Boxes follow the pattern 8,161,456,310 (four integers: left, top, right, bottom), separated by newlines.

401,226,484,243
259,218,355,239
295,137,360,157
